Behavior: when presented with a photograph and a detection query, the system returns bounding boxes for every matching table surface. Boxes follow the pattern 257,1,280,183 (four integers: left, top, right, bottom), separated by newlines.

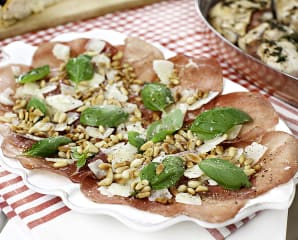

0,0,297,239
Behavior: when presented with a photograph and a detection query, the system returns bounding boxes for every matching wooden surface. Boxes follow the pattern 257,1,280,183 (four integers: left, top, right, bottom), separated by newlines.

0,0,164,40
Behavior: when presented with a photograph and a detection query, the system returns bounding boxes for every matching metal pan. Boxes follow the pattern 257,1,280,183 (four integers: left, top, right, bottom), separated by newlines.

195,0,298,106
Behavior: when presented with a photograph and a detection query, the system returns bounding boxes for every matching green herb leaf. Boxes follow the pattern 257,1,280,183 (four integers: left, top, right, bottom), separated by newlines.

282,32,298,44
17,65,50,84
141,83,174,111
199,158,251,190
190,107,252,141
26,97,48,115
24,136,71,157
66,55,94,84
80,105,129,127
71,148,89,168
140,156,184,190
147,109,184,142
128,131,146,150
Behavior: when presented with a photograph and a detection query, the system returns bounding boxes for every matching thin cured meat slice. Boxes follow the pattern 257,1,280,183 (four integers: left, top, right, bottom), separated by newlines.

81,176,247,223
122,37,164,83
1,134,74,176
0,64,30,115
32,38,118,68
0,64,30,93
186,92,279,145
80,131,297,223
32,39,88,68
254,131,298,195
0,133,93,183
169,54,223,93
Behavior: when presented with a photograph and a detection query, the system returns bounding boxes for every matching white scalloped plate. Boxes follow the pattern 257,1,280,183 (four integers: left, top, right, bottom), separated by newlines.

0,30,297,232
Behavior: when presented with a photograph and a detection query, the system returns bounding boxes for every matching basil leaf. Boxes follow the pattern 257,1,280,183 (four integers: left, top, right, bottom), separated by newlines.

128,131,146,150
71,148,89,168
190,107,252,141
141,83,174,111
17,65,50,83
140,162,158,184
199,158,251,190
26,97,47,115
66,55,94,84
80,105,129,127
147,109,184,143
24,136,71,157
140,156,184,190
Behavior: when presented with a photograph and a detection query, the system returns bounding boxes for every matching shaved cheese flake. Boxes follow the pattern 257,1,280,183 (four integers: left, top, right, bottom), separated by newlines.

244,142,268,163
106,69,118,81
163,103,188,118
52,43,70,61
187,91,219,111
46,94,83,112
226,125,242,140
60,83,76,96
130,84,141,94
99,182,131,197
105,83,128,102
45,158,74,164
235,148,244,160
101,142,125,155
67,112,79,124
176,193,202,205
104,143,137,165
54,123,68,131
40,83,57,94
29,122,54,133
15,83,42,98
197,134,228,154
123,103,137,114
88,159,106,179
0,88,14,105
153,60,174,85
86,126,114,139
126,122,146,136
207,179,218,186
24,134,45,141
86,39,105,53
77,73,105,91
181,88,196,98
149,189,172,202
152,152,167,163
87,73,105,88
92,54,110,67
184,165,204,178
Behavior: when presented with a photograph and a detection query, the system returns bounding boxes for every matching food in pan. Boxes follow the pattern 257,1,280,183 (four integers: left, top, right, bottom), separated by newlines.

208,0,298,77
0,35,297,223
0,0,59,26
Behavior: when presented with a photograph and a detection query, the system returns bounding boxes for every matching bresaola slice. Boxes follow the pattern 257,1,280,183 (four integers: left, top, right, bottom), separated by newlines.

254,131,298,195
186,92,279,145
0,64,30,115
81,130,298,223
32,38,118,68
0,133,95,183
123,37,164,83
0,64,30,93
81,176,247,223
169,54,223,93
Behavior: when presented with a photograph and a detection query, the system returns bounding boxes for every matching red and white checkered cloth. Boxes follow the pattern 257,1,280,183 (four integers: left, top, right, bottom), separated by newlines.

0,0,297,239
